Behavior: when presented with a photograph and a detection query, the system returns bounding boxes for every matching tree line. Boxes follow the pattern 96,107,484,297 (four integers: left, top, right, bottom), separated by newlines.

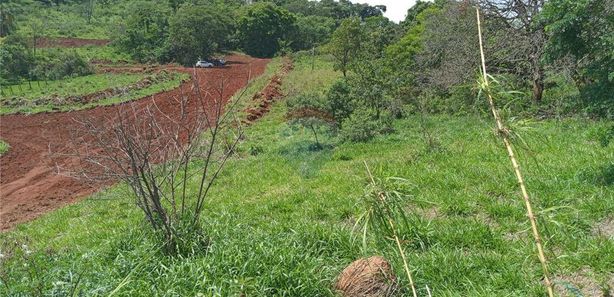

321,0,612,121
113,0,387,64
1,0,611,119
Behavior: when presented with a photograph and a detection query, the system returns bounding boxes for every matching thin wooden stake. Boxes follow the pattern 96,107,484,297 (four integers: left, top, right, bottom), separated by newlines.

364,161,418,297
476,8,555,297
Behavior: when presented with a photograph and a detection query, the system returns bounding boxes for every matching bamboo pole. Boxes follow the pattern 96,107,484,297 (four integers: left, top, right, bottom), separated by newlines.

475,8,555,297
364,161,418,297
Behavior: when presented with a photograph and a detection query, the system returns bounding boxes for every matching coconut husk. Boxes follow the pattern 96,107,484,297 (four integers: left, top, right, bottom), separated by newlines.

335,256,398,297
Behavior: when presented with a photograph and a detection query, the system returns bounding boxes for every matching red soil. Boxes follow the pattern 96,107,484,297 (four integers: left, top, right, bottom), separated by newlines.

244,57,293,124
0,55,269,231
35,37,111,48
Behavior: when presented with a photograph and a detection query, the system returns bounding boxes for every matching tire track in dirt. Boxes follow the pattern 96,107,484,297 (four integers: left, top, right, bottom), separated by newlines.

0,55,269,231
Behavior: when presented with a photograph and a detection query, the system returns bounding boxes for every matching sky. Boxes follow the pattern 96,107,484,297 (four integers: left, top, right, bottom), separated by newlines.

351,0,420,23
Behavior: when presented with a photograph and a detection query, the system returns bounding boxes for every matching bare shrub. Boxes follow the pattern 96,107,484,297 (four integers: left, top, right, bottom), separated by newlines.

63,74,247,255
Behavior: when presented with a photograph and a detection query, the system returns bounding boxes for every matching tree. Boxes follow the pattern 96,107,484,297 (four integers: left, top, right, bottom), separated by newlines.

0,34,33,83
481,0,547,103
387,1,535,107
355,3,385,20
237,2,296,58
402,0,432,27
385,5,440,100
21,17,46,57
363,16,402,58
114,1,169,63
326,79,354,123
281,0,319,16
414,2,479,93
0,1,22,37
543,0,614,117
168,4,234,66
83,0,95,23
326,17,365,77
286,93,335,148
289,15,335,51
168,0,186,12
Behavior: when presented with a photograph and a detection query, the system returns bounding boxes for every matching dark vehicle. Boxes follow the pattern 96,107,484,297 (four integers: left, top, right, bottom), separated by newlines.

207,58,226,67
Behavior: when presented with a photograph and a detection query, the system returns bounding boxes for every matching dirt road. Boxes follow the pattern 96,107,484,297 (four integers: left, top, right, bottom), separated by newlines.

0,55,269,230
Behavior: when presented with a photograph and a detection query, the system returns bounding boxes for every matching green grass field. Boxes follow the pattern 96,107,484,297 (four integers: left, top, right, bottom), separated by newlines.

15,1,130,39
1,55,612,296
0,72,188,114
69,46,132,64
2,73,143,99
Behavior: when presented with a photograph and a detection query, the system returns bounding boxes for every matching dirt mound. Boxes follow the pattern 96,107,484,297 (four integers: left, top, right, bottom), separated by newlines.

335,256,398,297
35,37,110,48
244,57,293,123
0,55,270,231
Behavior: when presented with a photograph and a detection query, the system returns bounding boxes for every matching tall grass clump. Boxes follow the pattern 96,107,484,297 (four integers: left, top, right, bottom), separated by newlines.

354,162,419,297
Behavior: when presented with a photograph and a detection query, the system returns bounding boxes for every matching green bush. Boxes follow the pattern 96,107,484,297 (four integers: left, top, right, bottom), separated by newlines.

0,35,33,84
286,93,336,147
31,51,94,80
113,1,170,63
340,107,379,142
326,79,354,123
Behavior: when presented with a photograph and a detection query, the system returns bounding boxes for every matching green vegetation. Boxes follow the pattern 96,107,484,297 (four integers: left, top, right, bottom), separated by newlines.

325,17,365,77
1,0,612,296
71,45,132,63
7,0,127,39
112,1,170,63
542,0,614,116
0,139,9,155
2,55,613,296
2,73,142,99
168,4,234,65
237,2,296,58
0,71,188,114
0,34,94,84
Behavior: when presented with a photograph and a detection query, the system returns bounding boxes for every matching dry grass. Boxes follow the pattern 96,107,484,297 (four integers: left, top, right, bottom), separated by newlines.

335,256,398,297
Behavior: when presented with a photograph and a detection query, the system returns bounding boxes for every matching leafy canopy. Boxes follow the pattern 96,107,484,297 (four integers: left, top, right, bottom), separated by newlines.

237,2,296,58
168,3,234,66
543,0,614,116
